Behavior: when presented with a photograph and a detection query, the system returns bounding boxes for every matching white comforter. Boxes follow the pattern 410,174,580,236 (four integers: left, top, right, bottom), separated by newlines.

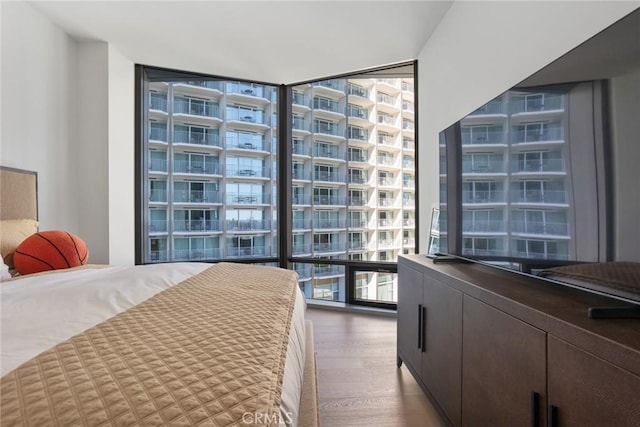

0,263,306,426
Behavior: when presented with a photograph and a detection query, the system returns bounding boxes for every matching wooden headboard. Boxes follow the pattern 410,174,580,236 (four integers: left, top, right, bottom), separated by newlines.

0,166,38,221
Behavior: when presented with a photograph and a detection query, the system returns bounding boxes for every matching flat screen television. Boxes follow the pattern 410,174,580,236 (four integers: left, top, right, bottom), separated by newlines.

437,8,640,315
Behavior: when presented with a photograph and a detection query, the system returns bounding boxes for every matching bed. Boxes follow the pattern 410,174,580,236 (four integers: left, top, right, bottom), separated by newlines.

0,166,319,426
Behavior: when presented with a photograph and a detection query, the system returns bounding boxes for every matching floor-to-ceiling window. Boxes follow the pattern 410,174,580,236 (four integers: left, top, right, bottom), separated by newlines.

136,62,417,309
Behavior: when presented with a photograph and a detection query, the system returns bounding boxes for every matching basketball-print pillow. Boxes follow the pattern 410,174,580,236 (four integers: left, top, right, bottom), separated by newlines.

14,231,89,275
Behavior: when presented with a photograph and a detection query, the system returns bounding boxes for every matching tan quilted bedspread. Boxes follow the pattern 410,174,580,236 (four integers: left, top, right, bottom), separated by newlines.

1,262,299,426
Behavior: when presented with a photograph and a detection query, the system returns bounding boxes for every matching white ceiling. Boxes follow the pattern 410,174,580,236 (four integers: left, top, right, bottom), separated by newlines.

30,0,453,83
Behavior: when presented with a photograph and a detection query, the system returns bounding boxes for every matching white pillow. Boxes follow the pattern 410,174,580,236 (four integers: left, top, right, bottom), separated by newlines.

1,254,12,281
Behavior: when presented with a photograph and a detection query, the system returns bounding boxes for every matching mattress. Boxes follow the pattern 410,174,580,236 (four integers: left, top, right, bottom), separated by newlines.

0,262,306,426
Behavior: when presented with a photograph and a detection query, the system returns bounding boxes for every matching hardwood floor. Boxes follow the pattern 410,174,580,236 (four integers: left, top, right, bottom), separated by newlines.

306,308,447,427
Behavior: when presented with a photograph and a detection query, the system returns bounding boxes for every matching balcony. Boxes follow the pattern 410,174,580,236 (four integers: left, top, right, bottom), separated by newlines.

314,195,345,206
174,219,221,232
511,250,569,260
403,198,415,207
292,92,308,107
313,219,345,229
149,189,167,203
468,99,505,116
180,81,223,91
226,246,268,258
348,240,368,250
174,160,219,175
314,171,344,183
403,160,415,169
378,219,395,227
149,250,168,262
462,248,509,257
293,141,311,156
348,152,368,163
174,248,221,261
378,198,394,207
403,238,416,246
348,174,368,184
226,83,265,98
513,127,564,144
377,93,397,106
313,79,345,92
512,159,565,173
174,100,220,118
403,139,414,150
511,221,569,236
378,177,395,186
226,193,270,205
511,190,567,204
313,98,341,113
292,170,312,181
293,243,312,255
402,121,415,131
174,130,220,147
226,219,270,231
348,219,367,228
347,105,368,119
150,96,167,112
347,127,368,141
149,158,168,173
150,127,168,142
293,118,310,132
462,131,505,145
348,84,368,98
378,135,398,147
226,167,268,178
462,220,505,233
174,190,221,204
379,239,395,249
314,123,342,137
378,156,395,166
462,191,505,204
226,109,265,125
511,95,564,114
314,265,344,277
314,146,344,160
292,195,312,205
148,220,168,233
349,197,367,206
313,242,346,253
293,218,312,230
463,161,505,174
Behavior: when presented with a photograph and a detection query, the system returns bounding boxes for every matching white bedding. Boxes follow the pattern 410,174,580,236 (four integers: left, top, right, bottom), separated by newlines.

0,263,306,426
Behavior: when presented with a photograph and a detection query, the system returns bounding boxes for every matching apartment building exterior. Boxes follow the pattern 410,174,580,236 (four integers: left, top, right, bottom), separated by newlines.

440,89,573,261
144,76,416,303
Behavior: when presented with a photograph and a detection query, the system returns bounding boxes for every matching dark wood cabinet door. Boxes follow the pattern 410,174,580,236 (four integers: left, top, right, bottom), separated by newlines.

548,335,640,427
462,296,546,427
397,264,424,371
421,275,463,427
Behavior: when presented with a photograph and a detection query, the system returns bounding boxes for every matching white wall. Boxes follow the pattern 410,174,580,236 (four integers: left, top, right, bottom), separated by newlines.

416,1,639,244
1,1,78,232
610,68,640,261
1,2,135,265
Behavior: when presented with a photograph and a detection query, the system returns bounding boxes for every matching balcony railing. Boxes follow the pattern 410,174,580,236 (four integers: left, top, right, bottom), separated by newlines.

403,198,415,207
511,95,564,113
348,127,368,141
512,159,565,173
149,189,167,202
348,84,368,98
462,248,509,257
174,190,221,204
313,79,345,91
292,195,312,205
313,219,345,229
314,195,345,205
226,219,270,231
226,83,265,98
314,171,344,182
174,130,220,146
468,99,504,116
174,100,220,118
174,219,221,232
348,174,368,184
462,191,505,204
462,161,505,174
378,156,395,166
314,265,344,276
292,170,312,180
293,243,312,255
462,131,505,145
378,177,395,186
511,250,569,260
462,220,505,233
150,127,168,142
226,135,266,151
293,218,312,230
378,198,394,207
226,193,270,204
378,135,396,146
511,221,569,235
403,160,415,169
292,141,311,156
314,146,344,159
292,92,307,107
377,93,396,105
148,220,167,233
173,160,219,175
313,98,341,113
313,242,346,253
226,109,265,124
226,246,268,257
347,105,368,119
150,96,167,112
349,197,366,206
378,239,395,248
402,121,415,131
348,152,368,162
403,139,414,150
403,238,416,246
174,248,221,261
348,219,367,228
514,127,564,143
149,158,168,172
511,190,567,204
378,219,394,227
180,81,223,91
348,240,367,250
226,167,268,178
293,118,309,132
314,123,342,136
149,250,168,262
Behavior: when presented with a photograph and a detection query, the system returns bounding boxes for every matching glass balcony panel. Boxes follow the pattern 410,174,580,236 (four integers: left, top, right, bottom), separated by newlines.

149,158,168,172
174,99,220,118
226,166,268,178
173,160,219,175
174,219,220,232
226,193,270,204
226,246,268,257
226,219,270,231
511,190,567,204
149,189,167,202
174,129,219,146
148,220,168,233
462,191,505,203
174,248,220,261
173,190,220,204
